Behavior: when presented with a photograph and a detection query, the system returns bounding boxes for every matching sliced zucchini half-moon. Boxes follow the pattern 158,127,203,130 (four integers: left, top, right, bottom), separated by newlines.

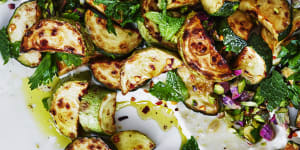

85,10,142,55
235,46,267,85
179,12,234,82
177,66,219,115
7,1,41,43
158,0,200,10
200,0,240,17
17,50,42,68
79,86,116,134
111,131,155,150
261,27,283,65
65,137,110,150
90,58,123,90
120,47,183,94
138,0,177,50
50,81,89,139
239,0,292,41
21,19,90,56
98,91,117,135
227,10,254,41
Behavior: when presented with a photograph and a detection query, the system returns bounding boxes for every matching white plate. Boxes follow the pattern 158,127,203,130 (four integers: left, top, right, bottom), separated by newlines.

0,1,291,150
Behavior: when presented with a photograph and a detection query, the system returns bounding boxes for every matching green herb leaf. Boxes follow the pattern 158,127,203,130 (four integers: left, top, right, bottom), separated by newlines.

149,70,188,102
62,12,80,21
259,71,290,111
0,27,10,64
55,52,82,67
94,0,143,35
182,136,200,150
28,53,58,90
42,97,51,111
279,39,300,72
9,41,21,58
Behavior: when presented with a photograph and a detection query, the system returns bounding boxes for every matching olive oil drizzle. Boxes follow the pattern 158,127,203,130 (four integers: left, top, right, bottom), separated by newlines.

117,100,187,146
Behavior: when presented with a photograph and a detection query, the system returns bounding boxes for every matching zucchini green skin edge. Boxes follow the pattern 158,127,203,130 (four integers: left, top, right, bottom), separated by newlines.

211,1,240,17
79,86,111,133
247,33,272,72
217,18,247,54
278,6,293,41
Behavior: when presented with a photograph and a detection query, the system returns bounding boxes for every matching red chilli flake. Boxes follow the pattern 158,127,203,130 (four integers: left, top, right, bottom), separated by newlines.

273,56,277,59
130,97,136,101
8,3,15,9
155,101,163,105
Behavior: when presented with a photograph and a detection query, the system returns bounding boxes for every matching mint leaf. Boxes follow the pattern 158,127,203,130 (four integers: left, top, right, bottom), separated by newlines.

149,70,188,102
166,70,189,100
259,71,290,111
29,53,58,90
279,39,300,72
145,11,185,41
94,0,143,35
55,52,82,67
0,27,10,64
182,136,199,150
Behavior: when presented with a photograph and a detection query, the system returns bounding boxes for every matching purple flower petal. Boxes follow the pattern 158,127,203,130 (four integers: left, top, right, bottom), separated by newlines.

235,121,245,127
260,124,275,141
234,69,242,76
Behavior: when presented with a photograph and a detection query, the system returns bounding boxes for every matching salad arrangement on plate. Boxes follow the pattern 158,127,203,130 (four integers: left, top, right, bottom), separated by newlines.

0,0,300,149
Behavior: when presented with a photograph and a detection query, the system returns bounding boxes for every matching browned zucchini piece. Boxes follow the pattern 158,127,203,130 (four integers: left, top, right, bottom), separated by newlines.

177,65,219,115
90,58,123,90
178,12,234,82
138,0,177,50
21,19,90,56
227,10,254,40
239,0,291,41
120,47,183,94
85,10,142,55
111,131,155,150
65,137,110,150
50,81,89,139
17,50,42,67
163,0,200,10
235,46,267,84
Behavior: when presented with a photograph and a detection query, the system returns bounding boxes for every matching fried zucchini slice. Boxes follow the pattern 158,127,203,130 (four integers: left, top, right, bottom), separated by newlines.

111,131,155,150
290,9,300,36
227,10,254,40
50,81,89,139
21,19,90,56
200,0,240,17
284,141,300,150
261,27,284,65
239,0,291,41
158,0,200,10
236,47,267,84
7,1,41,43
85,10,142,55
57,56,93,76
17,50,42,67
79,86,116,134
138,0,177,50
65,137,110,150
179,12,234,82
7,1,42,67
120,47,183,94
98,91,117,135
177,66,219,115
90,59,122,90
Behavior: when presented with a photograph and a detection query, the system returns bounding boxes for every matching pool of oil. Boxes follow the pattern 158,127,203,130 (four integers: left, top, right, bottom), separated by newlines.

117,101,187,146
22,78,71,149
